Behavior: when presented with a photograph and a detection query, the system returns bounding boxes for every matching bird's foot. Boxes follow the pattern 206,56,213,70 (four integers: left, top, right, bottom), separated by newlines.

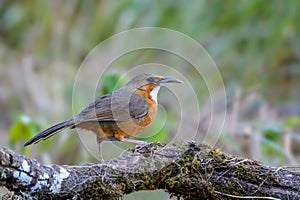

122,138,148,145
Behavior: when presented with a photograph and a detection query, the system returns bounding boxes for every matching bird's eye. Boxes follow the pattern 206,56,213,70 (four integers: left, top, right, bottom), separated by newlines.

147,77,158,83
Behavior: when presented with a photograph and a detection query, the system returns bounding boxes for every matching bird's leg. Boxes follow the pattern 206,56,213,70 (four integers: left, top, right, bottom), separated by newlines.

114,134,148,145
122,138,148,145
97,137,104,162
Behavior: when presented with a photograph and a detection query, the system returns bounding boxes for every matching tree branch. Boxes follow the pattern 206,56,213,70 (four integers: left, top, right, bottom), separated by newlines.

0,142,299,199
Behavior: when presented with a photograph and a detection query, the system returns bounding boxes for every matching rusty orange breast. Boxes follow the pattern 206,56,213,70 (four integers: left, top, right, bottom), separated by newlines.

136,83,159,123
118,84,159,136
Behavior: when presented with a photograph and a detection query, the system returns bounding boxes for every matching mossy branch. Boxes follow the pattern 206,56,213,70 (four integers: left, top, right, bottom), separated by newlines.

0,142,299,199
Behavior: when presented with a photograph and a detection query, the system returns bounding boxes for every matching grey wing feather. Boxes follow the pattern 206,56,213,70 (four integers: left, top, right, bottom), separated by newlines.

76,90,148,123
129,92,148,118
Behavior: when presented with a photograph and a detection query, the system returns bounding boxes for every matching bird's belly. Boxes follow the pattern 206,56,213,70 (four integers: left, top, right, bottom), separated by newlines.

76,121,115,139
114,104,157,139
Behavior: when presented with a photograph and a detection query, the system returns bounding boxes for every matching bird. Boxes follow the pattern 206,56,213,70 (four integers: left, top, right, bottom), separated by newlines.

24,74,183,160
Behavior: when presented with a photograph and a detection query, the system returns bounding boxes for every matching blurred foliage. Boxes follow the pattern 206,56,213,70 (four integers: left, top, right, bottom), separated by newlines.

97,72,127,96
9,115,40,155
146,129,168,143
9,115,39,145
0,0,299,171
284,116,300,129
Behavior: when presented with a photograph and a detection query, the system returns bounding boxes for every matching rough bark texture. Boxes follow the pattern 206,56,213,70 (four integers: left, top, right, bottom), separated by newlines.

0,141,299,199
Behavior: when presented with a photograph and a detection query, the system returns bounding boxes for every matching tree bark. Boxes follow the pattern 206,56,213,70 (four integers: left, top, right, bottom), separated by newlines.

0,141,299,199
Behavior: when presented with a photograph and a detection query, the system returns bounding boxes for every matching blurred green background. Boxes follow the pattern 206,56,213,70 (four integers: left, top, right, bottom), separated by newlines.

0,0,300,199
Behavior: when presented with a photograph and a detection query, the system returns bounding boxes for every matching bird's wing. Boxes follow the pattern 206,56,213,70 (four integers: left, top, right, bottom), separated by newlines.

76,90,148,123
128,92,149,118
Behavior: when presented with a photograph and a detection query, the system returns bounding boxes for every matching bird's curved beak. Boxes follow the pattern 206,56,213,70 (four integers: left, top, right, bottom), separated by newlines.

159,77,183,84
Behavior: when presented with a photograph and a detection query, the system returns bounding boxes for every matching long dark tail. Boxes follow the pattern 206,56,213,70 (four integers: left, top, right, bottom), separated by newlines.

24,119,75,146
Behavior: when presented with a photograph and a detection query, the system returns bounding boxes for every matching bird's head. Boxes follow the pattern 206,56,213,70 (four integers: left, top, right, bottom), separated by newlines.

126,74,183,102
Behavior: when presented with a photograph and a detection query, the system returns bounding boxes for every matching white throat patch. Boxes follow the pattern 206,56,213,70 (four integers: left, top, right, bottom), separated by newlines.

150,86,160,103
